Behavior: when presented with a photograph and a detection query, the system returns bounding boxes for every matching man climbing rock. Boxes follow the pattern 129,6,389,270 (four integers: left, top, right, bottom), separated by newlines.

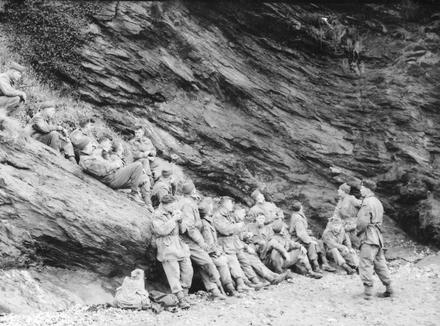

322,217,358,275
213,197,255,293
151,166,176,208
332,183,362,247
248,189,283,225
0,62,26,110
178,183,226,300
151,195,193,309
356,180,393,300
289,201,336,274
199,199,240,297
266,221,322,279
28,102,75,163
79,137,152,208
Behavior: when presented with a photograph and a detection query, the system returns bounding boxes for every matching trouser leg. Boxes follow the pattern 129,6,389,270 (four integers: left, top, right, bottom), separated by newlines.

226,253,245,279
162,260,182,294
374,248,391,286
359,244,377,287
0,96,20,110
247,253,279,281
306,242,318,262
295,247,313,272
236,249,259,280
139,176,152,206
104,162,143,190
213,255,233,286
343,248,359,267
270,250,285,273
330,248,346,266
179,257,194,291
190,246,220,290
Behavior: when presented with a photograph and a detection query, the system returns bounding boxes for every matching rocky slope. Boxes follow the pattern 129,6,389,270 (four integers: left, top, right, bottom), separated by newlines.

9,1,436,244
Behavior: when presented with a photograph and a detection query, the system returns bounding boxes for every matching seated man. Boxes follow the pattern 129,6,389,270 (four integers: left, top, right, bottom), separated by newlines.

199,199,239,297
70,117,96,163
269,221,322,279
332,183,362,248
0,62,26,110
79,137,151,206
151,195,193,309
151,166,176,208
114,269,150,310
289,200,336,273
177,183,225,300
28,103,75,163
212,197,257,292
248,189,284,225
322,217,358,275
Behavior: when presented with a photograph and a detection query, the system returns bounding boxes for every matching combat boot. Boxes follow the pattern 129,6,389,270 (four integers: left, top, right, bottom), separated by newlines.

176,291,190,309
250,277,269,290
236,277,251,293
321,255,336,272
224,283,238,297
378,284,394,298
342,263,355,275
270,272,287,285
210,287,227,300
363,286,373,300
306,270,323,279
311,260,323,273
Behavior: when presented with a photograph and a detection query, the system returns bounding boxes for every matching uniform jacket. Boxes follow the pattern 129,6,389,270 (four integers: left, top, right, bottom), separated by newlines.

151,207,190,262
322,225,351,250
29,113,57,138
0,73,20,97
289,212,313,244
213,208,244,254
177,196,205,247
80,151,123,178
356,195,384,247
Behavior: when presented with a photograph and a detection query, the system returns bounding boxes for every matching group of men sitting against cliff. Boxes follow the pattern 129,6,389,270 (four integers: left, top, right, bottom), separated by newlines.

1,63,392,310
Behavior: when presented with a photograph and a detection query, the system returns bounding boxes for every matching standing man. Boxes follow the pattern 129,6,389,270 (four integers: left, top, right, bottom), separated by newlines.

289,201,335,273
178,183,226,300
151,195,193,309
0,62,26,110
356,180,393,300
332,183,362,247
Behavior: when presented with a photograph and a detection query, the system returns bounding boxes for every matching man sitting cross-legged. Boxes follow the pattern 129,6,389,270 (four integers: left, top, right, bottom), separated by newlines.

322,217,358,275
151,195,193,309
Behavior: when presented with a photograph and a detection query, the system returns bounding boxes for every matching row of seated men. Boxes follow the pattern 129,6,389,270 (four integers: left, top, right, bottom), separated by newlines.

151,185,361,309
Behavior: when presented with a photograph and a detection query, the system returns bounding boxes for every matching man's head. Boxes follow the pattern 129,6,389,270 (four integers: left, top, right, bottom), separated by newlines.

291,200,303,213
328,217,343,233
134,125,145,139
256,213,265,226
7,62,25,83
99,138,112,152
161,167,173,179
160,194,177,212
130,268,144,280
251,189,265,204
338,183,351,197
219,196,234,212
199,199,213,219
182,182,195,196
79,117,95,130
360,179,376,197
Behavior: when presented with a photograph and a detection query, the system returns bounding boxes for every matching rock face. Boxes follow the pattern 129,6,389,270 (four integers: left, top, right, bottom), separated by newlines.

0,136,154,278
3,1,440,246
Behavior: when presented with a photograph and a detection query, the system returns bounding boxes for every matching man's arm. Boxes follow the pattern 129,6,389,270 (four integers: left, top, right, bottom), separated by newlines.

0,78,25,100
152,216,178,236
213,214,243,236
295,220,313,244
322,229,341,250
31,116,58,134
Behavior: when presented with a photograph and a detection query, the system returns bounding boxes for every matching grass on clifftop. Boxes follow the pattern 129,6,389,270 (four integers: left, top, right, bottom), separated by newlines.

0,31,124,142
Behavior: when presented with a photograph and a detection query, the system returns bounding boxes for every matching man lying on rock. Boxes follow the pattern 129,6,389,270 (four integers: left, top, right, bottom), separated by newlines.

0,62,26,110
28,102,76,163
78,136,152,208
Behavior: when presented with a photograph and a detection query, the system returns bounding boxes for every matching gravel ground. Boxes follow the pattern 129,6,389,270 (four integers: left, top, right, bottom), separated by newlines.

1,257,439,326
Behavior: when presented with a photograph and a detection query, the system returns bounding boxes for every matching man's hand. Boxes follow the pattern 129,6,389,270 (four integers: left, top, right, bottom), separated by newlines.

339,245,349,255
235,222,245,230
300,246,308,255
173,211,183,222
309,240,318,247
